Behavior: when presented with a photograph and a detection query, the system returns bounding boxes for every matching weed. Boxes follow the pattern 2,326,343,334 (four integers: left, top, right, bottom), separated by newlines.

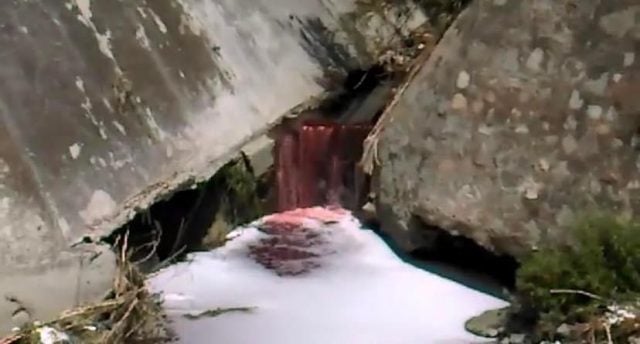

514,214,640,340
217,154,265,226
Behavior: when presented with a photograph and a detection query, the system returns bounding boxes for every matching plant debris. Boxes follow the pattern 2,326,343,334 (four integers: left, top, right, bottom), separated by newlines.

1,233,172,344
183,307,256,320
358,0,470,175
360,44,434,175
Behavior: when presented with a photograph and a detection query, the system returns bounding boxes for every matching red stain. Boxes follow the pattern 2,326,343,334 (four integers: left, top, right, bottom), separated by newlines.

262,118,371,276
274,120,371,212
249,207,349,276
263,206,348,224
248,223,324,276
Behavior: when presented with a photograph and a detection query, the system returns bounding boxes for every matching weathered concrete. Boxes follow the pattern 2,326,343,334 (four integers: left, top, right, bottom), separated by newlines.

0,244,116,332
0,0,427,333
376,0,640,257
241,135,275,177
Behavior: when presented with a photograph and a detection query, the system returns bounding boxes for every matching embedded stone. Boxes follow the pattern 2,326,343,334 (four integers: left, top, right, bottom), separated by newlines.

376,0,640,256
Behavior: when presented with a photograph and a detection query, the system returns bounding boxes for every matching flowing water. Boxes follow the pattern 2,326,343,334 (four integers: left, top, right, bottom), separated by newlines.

275,120,371,212
146,118,509,343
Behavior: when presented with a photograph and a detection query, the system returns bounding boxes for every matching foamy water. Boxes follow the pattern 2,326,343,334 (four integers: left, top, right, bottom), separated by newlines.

147,207,507,344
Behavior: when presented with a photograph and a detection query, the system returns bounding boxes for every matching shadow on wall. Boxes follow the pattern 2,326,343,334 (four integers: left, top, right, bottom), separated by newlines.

105,156,270,269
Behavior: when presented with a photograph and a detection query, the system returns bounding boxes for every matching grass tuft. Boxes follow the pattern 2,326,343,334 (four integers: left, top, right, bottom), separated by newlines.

513,214,640,341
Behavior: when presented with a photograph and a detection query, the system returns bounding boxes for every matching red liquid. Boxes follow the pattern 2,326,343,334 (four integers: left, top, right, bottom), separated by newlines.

274,120,371,212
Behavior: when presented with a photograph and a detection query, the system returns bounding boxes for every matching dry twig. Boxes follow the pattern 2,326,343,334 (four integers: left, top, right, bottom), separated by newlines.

549,289,604,301
604,322,613,344
360,37,435,175
183,307,255,320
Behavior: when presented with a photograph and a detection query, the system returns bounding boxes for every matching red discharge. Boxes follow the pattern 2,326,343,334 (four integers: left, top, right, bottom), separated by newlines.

276,134,299,212
248,207,349,276
263,207,349,228
298,125,333,209
274,120,372,212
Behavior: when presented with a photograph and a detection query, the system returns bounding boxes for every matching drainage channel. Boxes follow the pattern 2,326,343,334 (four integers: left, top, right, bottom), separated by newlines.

106,62,517,302
92,61,520,344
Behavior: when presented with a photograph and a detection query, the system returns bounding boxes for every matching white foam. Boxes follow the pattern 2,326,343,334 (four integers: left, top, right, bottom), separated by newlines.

147,210,507,344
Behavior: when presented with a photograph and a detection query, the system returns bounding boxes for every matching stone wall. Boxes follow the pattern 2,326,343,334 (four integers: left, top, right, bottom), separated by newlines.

376,0,640,257
0,0,427,333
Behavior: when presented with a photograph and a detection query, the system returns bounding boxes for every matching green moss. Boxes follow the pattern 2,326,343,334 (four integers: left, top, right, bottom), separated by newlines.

215,155,265,226
514,214,640,338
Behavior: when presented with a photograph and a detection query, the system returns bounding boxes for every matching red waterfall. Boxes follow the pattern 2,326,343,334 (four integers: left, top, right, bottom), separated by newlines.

275,120,372,212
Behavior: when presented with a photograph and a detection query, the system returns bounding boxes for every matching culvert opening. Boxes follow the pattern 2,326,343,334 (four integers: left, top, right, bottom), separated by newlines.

268,64,394,212
316,64,389,122
406,215,519,297
105,155,270,271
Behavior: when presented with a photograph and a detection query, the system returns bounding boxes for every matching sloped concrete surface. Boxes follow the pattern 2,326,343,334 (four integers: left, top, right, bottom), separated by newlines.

376,0,640,256
0,244,116,333
0,0,426,333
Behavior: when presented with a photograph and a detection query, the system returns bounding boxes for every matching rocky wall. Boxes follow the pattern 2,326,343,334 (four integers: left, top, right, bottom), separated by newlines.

377,0,640,257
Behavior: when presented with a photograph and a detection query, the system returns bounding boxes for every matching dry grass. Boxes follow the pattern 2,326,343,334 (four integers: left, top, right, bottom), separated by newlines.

358,0,469,175
1,233,172,344
360,39,435,175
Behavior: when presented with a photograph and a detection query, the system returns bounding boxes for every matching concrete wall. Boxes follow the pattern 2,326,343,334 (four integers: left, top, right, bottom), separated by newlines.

0,0,427,332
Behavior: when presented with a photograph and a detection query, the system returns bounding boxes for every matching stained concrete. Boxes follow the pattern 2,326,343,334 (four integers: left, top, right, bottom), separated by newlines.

376,0,640,257
0,0,427,334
